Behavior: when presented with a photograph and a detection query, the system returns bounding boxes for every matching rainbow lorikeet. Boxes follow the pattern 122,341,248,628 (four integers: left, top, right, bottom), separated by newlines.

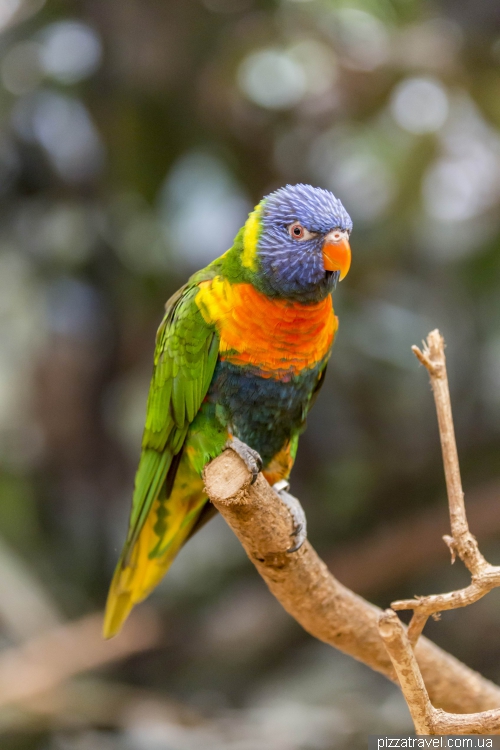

104,183,352,638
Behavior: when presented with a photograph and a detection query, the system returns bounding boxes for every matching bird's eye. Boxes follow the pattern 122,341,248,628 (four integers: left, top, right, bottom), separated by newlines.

288,222,316,241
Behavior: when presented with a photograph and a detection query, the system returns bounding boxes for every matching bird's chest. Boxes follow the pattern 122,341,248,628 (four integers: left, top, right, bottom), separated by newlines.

196,277,337,380
208,360,322,464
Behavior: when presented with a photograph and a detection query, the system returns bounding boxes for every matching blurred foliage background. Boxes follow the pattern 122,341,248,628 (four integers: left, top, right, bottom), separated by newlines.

1,0,500,747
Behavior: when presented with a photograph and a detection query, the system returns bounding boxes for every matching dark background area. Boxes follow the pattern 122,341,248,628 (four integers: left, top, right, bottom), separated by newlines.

0,0,500,747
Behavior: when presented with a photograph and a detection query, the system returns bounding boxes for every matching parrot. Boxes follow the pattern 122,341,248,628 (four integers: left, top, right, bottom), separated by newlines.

104,183,352,638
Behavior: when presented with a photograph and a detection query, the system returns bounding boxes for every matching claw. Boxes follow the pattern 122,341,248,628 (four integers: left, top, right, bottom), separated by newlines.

226,437,262,483
272,482,307,553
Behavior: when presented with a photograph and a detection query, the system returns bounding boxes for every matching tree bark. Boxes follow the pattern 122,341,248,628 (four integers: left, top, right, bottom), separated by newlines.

203,449,500,715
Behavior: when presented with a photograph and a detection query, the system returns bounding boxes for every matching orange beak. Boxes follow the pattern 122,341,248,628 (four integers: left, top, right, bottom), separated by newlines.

322,232,351,281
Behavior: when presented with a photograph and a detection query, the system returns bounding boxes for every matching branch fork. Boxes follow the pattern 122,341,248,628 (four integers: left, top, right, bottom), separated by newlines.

380,609,500,735
203,440,500,716
379,330,500,733
390,331,500,645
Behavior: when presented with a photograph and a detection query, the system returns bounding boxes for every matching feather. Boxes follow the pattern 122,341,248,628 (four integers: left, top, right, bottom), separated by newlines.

103,282,221,637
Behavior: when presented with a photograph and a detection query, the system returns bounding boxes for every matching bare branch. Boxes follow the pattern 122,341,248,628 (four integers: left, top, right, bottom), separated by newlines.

380,329,500,734
407,611,429,648
393,570,500,619
380,610,500,735
412,330,485,571
392,330,500,634
203,449,500,715
379,610,434,734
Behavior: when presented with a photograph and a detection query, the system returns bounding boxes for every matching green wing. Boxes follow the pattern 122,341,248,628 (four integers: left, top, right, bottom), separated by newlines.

122,282,219,564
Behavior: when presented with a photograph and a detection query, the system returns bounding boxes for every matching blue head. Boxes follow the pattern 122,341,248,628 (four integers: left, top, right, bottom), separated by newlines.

241,184,352,304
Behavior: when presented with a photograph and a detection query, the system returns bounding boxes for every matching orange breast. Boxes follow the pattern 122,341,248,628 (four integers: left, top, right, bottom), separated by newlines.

196,277,337,379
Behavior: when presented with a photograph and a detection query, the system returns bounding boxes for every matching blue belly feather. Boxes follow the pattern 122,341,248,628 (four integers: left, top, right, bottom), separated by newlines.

207,360,325,466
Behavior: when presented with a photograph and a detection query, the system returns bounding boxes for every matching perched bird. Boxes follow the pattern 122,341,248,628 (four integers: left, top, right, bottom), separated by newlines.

104,183,352,638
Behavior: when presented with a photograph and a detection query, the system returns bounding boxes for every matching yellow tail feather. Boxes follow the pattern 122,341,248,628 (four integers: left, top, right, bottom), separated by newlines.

104,459,206,638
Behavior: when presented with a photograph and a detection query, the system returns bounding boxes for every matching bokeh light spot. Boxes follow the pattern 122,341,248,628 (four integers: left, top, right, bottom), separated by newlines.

309,129,395,222
288,40,337,97
159,151,251,266
390,76,449,134
39,20,102,84
238,48,307,110
335,8,389,72
422,95,500,223
23,91,105,182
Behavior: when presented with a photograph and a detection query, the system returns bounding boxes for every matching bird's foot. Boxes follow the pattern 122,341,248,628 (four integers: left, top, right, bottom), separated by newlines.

272,480,307,553
225,437,262,484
